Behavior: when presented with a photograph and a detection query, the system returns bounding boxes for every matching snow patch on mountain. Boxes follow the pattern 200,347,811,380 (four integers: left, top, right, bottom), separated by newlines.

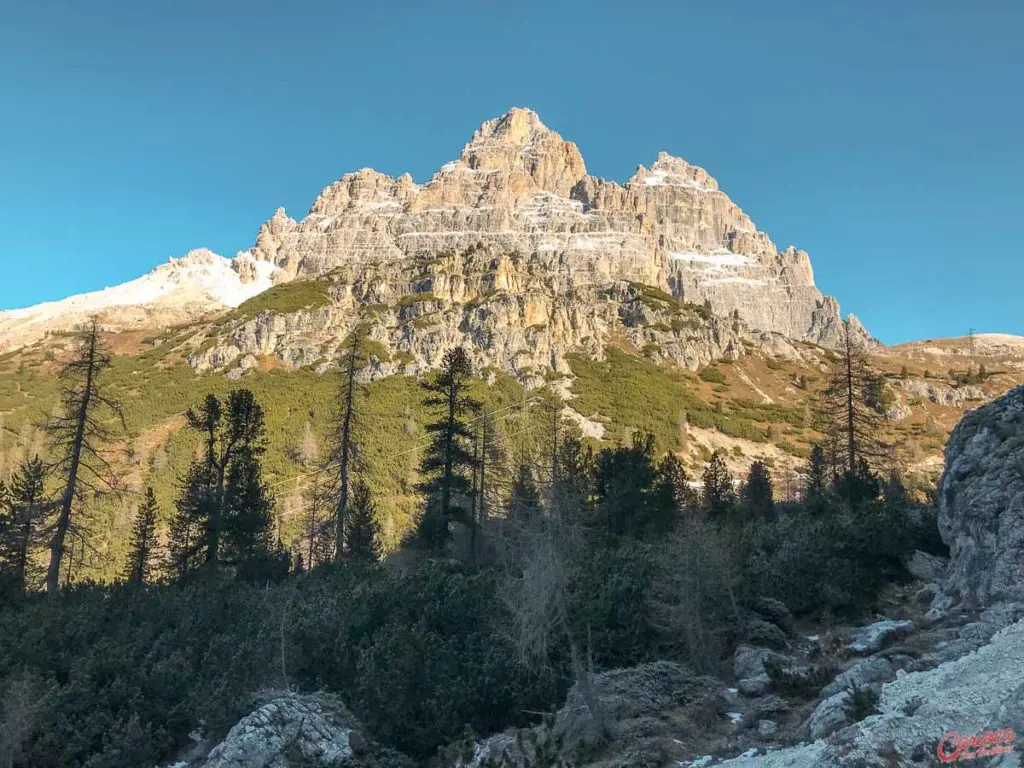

0,249,280,351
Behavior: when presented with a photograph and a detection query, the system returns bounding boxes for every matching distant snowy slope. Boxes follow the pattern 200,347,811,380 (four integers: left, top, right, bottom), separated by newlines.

0,249,280,351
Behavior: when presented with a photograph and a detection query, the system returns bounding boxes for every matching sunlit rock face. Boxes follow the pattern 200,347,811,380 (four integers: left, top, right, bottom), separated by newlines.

249,108,861,348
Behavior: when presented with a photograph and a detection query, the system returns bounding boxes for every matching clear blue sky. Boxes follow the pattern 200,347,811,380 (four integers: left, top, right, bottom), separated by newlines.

1,1,1020,344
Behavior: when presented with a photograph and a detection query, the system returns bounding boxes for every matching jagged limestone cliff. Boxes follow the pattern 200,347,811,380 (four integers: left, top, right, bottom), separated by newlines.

188,108,864,377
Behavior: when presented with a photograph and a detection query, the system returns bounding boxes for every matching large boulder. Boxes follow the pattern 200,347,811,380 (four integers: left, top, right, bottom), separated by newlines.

194,692,409,768
937,385,1024,607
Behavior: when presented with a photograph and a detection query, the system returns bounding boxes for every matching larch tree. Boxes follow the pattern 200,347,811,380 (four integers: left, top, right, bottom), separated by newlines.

501,411,611,744
45,319,125,596
330,325,367,562
416,347,480,554
123,487,160,585
0,456,49,596
818,320,886,479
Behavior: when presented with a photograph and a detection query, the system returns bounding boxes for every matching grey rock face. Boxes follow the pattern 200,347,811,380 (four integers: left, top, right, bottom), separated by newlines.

900,378,986,408
847,620,915,655
200,693,357,768
938,385,1024,607
808,691,852,739
720,616,1024,767
734,646,790,680
904,550,948,582
820,657,895,698
238,108,860,364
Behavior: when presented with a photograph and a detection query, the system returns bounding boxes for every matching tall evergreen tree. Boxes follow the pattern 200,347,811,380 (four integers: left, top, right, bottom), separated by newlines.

123,488,159,584
593,432,658,539
45,319,124,596
701,452,736,519
168,460,215,580
345,480,379,562
221,450,274,565
416,347,480,553
169,389,273,576
741,460,775,520
805,443,829,504
553,434,594,520
0,456,49,596
653,452,698,525
331,325,367,562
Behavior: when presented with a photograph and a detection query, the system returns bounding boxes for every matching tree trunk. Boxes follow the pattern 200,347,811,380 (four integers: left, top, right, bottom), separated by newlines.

46,332,96,596
334,340,358,562
844,325,857,475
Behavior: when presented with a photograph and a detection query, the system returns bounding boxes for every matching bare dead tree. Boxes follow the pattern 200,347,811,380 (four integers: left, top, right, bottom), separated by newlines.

818,320,886,476
44,319,125,596
500,408,612,744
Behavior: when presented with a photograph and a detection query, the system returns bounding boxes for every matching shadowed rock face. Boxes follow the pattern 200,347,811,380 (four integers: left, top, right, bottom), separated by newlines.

249,108,861,348
937,385,1024,608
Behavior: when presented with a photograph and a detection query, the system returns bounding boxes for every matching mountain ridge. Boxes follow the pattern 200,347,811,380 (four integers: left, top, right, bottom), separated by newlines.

2,108,864,362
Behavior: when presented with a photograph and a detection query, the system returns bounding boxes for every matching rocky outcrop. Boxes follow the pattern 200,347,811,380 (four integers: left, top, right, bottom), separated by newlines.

183,692,409,768
451,661,724,768
934,385,1024,609
899,378,985,408
188,269,808,380
719,613,1024,767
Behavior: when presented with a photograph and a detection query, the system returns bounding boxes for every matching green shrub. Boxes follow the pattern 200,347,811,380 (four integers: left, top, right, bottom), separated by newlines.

699,366,726,384
226,279,333,321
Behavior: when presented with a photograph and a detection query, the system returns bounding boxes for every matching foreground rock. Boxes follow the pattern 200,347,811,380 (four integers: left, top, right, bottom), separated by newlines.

937,384,1024,608
180,692,409,768
452,661,725,767
720,613,1024,767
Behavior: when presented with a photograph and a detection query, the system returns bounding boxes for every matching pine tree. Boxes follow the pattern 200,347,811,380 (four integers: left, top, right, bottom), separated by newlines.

818,320,886,482
45,319,124,595
552,434,594,524
345,481,379,562
0,456,49,596
168,460,215,580
652,452,696,528
701,452,736,519
123,487,159,584
169,389,273,576
416,347,480,553
593,432,658,539
805,443,828,502
221,450,274,565
331,325,367,562
741,460,774,520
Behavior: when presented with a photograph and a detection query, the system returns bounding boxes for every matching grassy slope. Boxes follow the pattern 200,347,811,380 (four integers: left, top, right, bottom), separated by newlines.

0,330,548,582
2,315,1022,583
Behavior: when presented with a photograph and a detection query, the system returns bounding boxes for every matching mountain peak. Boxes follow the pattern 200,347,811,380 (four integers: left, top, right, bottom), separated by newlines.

628,152,719,192
470,107,549,147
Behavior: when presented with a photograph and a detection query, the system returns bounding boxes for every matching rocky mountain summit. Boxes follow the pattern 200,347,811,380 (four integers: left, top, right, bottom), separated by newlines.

190,107,866,378
1,108,866,378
